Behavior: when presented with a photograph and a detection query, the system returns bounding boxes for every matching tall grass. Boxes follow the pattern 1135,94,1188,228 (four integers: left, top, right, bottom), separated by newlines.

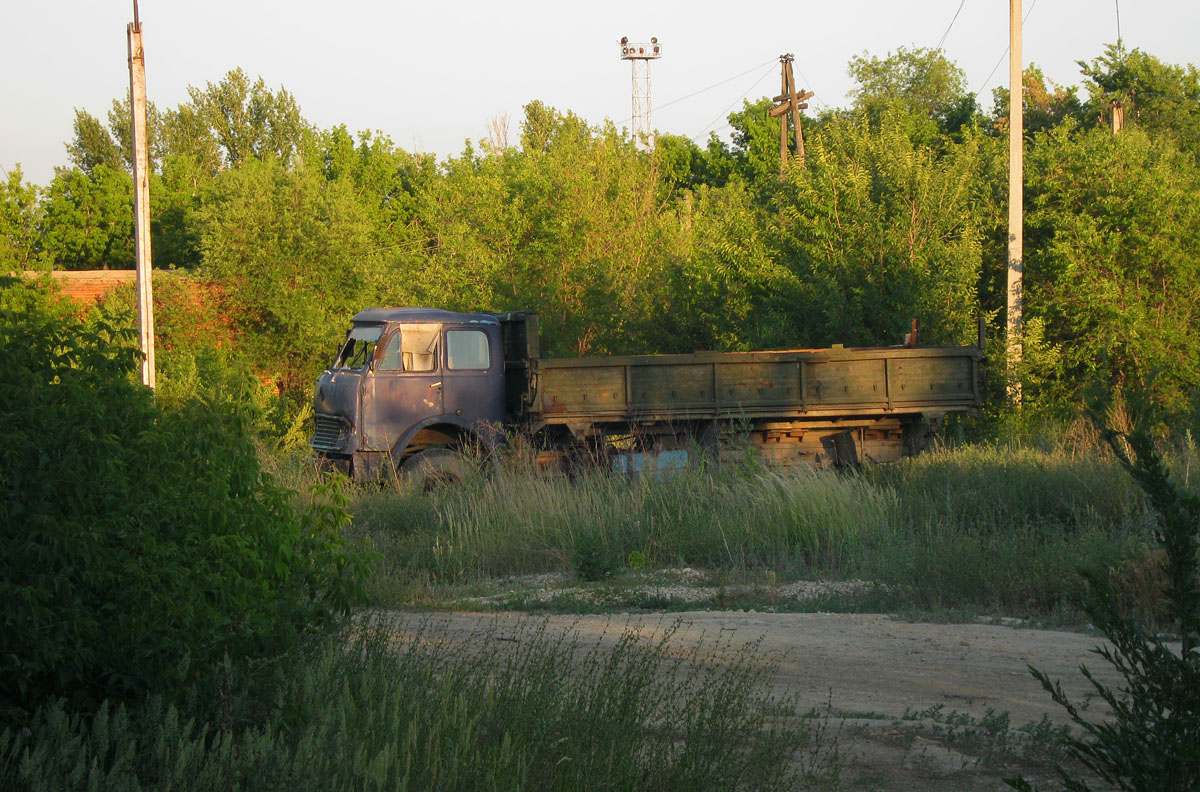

350,462,894,583
2,616,826,791
329,438,1197,619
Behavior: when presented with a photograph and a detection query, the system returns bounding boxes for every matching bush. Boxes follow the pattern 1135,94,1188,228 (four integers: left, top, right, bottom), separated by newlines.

1007,433,1200,791
0,277,367,721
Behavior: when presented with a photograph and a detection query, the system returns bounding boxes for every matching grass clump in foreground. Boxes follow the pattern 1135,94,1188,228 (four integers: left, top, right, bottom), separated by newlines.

1,616,833,792
340,438,1175,622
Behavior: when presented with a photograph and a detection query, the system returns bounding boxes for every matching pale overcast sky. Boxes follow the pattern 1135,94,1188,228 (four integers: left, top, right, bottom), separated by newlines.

2,1,1197,186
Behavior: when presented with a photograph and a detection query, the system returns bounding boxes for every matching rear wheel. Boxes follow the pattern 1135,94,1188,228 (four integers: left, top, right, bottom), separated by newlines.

400,448,470,491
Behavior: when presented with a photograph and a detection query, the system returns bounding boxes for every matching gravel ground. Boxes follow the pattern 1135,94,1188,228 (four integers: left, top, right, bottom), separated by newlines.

377,608,1121,791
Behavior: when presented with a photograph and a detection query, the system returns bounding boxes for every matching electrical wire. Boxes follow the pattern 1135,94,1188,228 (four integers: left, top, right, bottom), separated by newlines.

973,0,1040,101
935,0,966,53
614,58,778,125
690,63,778,143
790,62,825,110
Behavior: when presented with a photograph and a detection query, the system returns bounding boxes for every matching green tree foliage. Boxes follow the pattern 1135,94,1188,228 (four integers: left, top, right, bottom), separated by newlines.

16,43,1200,424
39,165,135,270
663,182,796,351
1080,44,1200,158
724,98,788,185
64,109,124,175
0,277,367,719
990,66,1086,138
164,68,309,173
1025,124,1200,417
770,111,982,346
847,46,976,139
412,103,681,356
197,156,382,393
0,167,51,271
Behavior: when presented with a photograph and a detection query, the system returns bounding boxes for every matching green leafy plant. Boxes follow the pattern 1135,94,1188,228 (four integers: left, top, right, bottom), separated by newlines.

1007,432,1200,791
0,278,368,721
571,528,620,582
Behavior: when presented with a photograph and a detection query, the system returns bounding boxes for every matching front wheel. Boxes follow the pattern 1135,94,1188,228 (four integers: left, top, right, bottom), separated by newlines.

400,448,470,492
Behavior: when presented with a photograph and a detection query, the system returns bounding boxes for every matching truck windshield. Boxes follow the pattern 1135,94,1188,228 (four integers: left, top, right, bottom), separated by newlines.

334,325,383,370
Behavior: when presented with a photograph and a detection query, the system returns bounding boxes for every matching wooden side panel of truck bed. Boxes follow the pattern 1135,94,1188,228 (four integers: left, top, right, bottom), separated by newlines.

528,346,981,423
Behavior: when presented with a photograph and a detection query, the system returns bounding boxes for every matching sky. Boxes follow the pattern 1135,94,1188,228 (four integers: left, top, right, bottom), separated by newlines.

2,0,1197,187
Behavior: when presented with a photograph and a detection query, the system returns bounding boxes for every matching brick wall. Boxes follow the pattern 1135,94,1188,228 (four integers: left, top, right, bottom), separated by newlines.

23,270,138,306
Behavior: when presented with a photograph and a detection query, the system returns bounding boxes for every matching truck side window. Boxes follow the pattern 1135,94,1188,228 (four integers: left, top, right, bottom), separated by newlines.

378,332,404,371
403,325,438,372
447,330,490,370
377,326,439,372
335,325,383,370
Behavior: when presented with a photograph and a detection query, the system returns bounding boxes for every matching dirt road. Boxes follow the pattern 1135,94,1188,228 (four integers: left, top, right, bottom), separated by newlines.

387,610,1120,791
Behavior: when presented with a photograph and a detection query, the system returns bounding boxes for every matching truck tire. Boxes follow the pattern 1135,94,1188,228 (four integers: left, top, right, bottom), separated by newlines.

400,448,470,492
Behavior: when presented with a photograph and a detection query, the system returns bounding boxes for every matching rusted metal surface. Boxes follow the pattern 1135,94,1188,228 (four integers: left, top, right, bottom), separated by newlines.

526,346,981,424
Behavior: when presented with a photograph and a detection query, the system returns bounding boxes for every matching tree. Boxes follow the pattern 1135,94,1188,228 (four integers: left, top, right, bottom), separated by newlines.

0,167,51,271
1024,123,1200,419
65,109,123,175
847,46,976,139
415,104,682,356
1079,44,1200,158
769,111,983,347
39,165,135,270
159,68,309,174
990,65,1085,138
724,98,790,186
196,157,381,396
660,180,797,351
0,276,366,718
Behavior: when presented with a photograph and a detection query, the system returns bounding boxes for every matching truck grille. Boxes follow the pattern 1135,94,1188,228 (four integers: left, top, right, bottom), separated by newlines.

311,414,350,451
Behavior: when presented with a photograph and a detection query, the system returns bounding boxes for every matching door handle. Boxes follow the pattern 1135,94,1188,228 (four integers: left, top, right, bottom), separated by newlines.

429,381,442,389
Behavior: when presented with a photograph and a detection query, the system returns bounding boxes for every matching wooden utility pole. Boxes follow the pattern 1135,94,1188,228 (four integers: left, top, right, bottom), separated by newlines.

770,54,813,174
1107,98,1130,133
127,0,155,389
1007,0,1023,402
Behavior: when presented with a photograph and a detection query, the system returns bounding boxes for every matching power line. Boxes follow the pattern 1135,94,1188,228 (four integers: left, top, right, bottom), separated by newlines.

935,0,966,53
790,62,825,109
691,63,778,143
615,58,777,125
973,0,1040,100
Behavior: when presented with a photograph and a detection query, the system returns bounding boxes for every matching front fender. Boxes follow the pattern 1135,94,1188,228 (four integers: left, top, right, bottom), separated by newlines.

390,415,503,464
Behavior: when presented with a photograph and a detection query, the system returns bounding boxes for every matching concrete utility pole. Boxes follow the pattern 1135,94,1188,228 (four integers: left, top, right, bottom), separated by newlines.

769,54,813,174
1007,0,1023,402
127,0,155,389
619,36,662,151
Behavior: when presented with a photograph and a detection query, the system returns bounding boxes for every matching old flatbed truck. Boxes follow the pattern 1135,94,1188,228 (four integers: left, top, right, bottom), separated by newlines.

311,308,983,482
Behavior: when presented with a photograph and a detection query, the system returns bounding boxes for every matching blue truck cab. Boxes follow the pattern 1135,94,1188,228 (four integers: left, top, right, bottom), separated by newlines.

311,308,508,480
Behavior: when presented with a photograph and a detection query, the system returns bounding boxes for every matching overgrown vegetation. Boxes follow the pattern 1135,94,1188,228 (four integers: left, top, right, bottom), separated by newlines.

4,44,1199,428
333,436,1184,623
0,277,367,721
1,617,828,792
1007,433,1200,791
3,35,1200,792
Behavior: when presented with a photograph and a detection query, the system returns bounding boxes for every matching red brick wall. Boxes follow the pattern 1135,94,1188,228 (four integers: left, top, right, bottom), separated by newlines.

24,270,138,306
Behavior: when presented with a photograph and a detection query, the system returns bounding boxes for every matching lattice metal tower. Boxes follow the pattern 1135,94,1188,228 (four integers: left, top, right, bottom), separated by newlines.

619,36,661,150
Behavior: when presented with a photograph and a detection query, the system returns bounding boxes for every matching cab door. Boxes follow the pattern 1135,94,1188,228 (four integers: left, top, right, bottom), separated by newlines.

362,323,443,452
442,324,505,428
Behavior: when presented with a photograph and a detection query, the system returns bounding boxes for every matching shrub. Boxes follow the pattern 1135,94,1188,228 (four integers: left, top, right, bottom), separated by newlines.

0,277,367,721
1007,433,1200,791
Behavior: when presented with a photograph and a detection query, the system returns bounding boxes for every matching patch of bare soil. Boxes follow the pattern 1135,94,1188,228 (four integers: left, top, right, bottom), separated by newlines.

380,610,1119,791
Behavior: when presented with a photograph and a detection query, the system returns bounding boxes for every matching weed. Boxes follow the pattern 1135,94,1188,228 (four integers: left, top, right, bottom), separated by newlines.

0,616,836,791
